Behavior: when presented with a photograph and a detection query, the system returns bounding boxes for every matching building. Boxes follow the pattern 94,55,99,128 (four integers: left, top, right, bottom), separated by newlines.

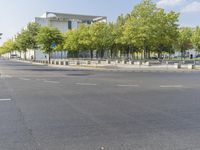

36,12,107,32
23,12,107,60
173,49,200,59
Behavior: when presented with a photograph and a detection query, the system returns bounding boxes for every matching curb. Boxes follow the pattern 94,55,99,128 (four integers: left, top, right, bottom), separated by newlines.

10,59,200,72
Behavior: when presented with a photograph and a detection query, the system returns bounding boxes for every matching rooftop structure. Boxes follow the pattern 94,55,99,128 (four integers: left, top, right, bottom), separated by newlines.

35,12,107,33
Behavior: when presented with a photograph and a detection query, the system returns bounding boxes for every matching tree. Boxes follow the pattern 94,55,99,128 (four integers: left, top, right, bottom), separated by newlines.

0,39,17,55
112,15,130,59
153,9,179,59
36,26,63,63
78,25,94,59
15,30,30,60
63,29,80,58
124,0,158,59
90,22,113,58
15,22,40,60
177,27,193,59
192,26,200,52
123,0,180,60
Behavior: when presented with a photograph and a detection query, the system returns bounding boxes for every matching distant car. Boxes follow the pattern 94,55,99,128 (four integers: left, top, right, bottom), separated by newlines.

196,54,200,58
150,57,158,60
10,54,18,58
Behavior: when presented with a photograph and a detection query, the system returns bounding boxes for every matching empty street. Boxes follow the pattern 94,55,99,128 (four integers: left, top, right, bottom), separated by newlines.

0,59,200,150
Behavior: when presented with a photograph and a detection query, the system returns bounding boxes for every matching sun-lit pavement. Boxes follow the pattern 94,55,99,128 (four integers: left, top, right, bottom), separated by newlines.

1,59,200,150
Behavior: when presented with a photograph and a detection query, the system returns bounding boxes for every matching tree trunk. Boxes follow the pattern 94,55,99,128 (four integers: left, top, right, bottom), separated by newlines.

90,50,93,60
61,51,63,59
24,51,27,60
143,49,146,60
48,52,51,64
110,49,113,59
100,49,104,59
148,51,150,59
34,49,36,61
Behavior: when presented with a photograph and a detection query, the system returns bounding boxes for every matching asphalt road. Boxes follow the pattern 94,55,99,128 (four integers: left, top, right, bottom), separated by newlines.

1,59,200,150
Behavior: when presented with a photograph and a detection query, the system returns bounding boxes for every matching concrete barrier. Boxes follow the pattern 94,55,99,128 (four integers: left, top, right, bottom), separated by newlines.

134,61,142,65
174,63,181,69
128,61,134,65
64,61,69,65
59,61,64,65
121,60,127,64
56,61,59,65
97,60,101,64
87,60,91,65
51,60,54,65
106,60,111,64
116,60,120,63
76,61,80,65
188,64,195,69
145,62,151,66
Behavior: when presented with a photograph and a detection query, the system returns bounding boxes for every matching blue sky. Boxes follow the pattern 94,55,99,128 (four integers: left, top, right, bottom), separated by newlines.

1,0,200,45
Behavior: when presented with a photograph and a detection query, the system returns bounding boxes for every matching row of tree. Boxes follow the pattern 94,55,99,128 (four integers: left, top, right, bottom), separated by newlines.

1,0,200,62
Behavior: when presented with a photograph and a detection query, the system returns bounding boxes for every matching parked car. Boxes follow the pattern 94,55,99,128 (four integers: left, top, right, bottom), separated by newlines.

10,54,18,58
196,54,200,58
150,57,158,60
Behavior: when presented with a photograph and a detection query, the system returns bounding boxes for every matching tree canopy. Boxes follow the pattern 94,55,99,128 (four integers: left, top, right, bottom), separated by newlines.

1,0,200,60
36,26,63,62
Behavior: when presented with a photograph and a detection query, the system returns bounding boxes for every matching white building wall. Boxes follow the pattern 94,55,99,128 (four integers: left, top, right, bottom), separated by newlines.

33,13,107,60
35,18,48,26
174,49,199,58
50,20,69,33
35,49,49,60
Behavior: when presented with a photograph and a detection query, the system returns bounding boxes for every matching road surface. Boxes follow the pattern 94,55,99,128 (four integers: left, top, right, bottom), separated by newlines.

1,59,200,150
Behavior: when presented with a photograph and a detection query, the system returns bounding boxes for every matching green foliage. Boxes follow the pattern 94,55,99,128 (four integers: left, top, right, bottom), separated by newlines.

192,26,200,51
90,22,113,58
123,0,180,59
15,22,40,51
63,23,114,58
0,39,17,54
177,27,193,51
63,29,80,51
36,26,63,62
1,0,196,60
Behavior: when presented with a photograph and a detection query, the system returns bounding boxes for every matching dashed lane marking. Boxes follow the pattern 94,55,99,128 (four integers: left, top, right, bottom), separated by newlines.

0,99,12,101
76,83,97,86
19,78,30,81
43,80,60,84
116,84,139,87
160,85,183,88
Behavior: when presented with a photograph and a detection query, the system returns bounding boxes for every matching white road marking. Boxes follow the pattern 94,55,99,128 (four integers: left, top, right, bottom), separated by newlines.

19,78,30,81
117,84,139,87
76,83,97,86
44,80,60,84
160,85,183,88
4,75,12,78
0,74,12,79
0,99,12,101
36,79,45,81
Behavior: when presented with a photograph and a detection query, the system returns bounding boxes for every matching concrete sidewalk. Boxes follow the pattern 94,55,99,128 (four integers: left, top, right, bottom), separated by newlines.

10,59,200,72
